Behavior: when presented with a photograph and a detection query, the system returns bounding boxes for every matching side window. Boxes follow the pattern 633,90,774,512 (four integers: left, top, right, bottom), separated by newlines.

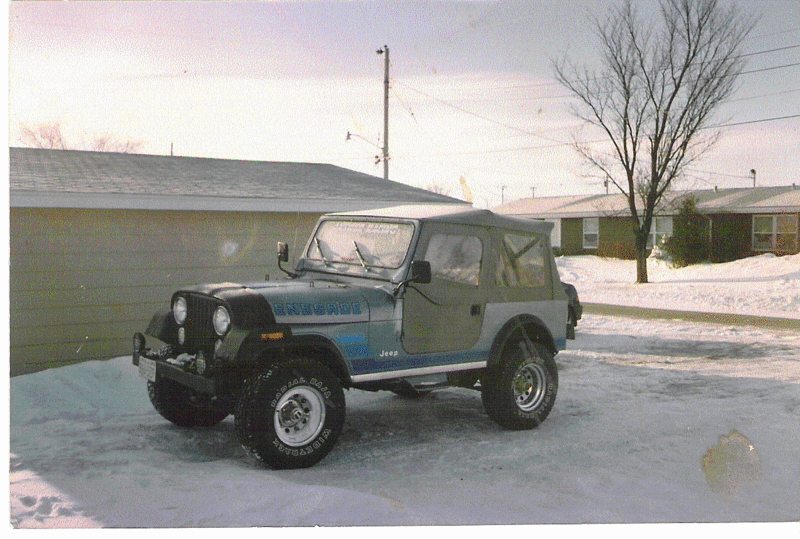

648,216,674,249
583,217,599,249
424,234,483,286
496,233,547,288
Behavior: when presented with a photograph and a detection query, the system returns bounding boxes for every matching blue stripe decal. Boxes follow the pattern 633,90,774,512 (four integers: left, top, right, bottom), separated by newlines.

349,349,487,376
338,334,366,345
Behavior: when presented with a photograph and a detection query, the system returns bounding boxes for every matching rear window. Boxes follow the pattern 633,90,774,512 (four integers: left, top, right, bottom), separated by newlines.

496,233,547,288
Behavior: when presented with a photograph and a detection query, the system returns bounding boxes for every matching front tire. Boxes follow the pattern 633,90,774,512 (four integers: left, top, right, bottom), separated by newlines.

148,377,229,428
235,359,346,469
481,340,558,430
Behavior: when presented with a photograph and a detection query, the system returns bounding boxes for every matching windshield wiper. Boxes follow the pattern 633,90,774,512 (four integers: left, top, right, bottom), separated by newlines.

315,238,331,266
352,241,372,271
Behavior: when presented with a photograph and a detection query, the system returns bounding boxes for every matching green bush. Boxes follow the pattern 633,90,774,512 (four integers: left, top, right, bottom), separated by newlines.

664,196,709,267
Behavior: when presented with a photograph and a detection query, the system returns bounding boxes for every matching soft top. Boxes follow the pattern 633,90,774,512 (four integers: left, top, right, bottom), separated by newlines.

330,204,554,235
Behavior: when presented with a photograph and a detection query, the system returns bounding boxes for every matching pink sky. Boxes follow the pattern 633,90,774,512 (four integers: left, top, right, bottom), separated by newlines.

8,1,800,206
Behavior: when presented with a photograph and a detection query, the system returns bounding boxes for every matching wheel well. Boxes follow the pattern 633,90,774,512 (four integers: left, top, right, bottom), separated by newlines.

253,339,351,387
489,315,557,367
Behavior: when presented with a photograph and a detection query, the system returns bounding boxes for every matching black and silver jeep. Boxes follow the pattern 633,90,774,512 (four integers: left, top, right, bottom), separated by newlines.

133,205,568,469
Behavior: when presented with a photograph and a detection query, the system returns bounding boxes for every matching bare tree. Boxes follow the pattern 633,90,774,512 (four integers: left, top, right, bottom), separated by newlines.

19,122,68,150
425,183,452,196
17,121,144,154
89,134,144,154
554,0,755,282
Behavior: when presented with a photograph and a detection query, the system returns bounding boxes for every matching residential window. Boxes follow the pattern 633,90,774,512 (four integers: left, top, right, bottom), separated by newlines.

647,217,674,249
424,234,483,286
753,214,798,252
496,233,547,288
583,217,599,249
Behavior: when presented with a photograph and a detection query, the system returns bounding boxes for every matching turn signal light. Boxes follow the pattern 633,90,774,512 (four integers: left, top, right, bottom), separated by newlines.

261,331,285,342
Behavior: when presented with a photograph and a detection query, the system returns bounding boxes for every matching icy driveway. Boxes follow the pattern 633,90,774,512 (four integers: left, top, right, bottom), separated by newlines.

10,314,800,527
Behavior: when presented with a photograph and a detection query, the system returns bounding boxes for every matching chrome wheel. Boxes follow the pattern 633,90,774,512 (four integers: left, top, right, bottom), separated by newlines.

512,363,547,412
274,386,326,447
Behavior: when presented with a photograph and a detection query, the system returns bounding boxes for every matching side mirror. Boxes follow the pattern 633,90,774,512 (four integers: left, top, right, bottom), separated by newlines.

393,260,432,297
410,260,432,284
277,242,289,263
276,242,298,278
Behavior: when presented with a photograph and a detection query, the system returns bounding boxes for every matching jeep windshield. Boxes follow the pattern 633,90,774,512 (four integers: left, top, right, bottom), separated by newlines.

306,219,415,270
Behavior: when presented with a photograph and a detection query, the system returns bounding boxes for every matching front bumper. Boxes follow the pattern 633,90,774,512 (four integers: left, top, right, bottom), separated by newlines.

133,333,217,394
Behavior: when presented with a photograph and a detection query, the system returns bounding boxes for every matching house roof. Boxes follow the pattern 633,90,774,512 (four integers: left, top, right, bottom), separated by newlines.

494,186,800,219
9,147,464,212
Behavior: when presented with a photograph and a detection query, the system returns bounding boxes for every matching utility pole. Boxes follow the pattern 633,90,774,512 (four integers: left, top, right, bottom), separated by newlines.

377,45,390,181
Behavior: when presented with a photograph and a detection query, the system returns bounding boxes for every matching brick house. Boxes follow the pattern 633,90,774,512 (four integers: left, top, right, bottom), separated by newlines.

495,186,800,259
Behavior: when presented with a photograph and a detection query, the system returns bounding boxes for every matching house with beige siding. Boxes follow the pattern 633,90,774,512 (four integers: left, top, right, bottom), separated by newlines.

9,147,464,375
495,186,800,260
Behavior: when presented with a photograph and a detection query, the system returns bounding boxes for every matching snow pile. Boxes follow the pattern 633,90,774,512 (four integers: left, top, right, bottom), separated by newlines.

8,255,800,529
557,253,800,319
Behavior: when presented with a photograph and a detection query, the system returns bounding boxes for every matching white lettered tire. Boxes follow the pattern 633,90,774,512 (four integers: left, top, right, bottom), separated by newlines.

235,359,346,469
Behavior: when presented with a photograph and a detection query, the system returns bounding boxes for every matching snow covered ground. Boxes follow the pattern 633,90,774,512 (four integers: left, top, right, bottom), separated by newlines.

558,252,800,319
7,254,800,529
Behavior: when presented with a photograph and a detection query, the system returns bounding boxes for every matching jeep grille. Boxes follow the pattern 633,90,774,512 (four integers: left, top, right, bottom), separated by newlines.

184,294,223,351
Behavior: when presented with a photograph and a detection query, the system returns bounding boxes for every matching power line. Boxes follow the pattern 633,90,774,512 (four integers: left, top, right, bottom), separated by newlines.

740,62,800,75
750,25,800,40
727,87,800,103
393,79,565,145
708,113,800,128
739,43,800,57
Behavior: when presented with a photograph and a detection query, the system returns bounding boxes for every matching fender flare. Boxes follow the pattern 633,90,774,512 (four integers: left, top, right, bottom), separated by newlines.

145,307,178,343
221,329,353,386
487,314,557,369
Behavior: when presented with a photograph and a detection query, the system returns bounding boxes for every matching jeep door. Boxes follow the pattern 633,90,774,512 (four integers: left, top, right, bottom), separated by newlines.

401,223,488,354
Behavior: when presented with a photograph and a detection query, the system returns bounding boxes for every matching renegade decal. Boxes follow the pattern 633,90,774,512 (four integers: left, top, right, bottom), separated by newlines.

273,302,362,317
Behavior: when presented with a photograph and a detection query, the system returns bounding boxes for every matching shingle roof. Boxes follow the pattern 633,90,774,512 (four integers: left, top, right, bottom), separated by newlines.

9,147,465,212
495,185,800,218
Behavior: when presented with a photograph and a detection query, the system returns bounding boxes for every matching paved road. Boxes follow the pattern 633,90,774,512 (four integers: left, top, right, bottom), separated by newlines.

583,302,800,330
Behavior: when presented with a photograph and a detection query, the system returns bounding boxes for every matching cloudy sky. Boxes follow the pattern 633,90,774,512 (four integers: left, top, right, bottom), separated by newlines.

8,0,800,207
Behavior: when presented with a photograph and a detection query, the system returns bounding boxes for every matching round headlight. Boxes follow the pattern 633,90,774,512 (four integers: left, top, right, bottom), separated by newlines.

173,296,188,325
213,306,231,336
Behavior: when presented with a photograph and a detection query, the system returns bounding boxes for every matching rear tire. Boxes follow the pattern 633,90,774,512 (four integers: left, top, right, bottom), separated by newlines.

482,340,557,430
148,377,229,428
235,359,346,469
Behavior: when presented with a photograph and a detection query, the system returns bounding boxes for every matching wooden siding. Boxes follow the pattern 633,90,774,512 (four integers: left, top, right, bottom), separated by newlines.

559,216,636,258
560,218,584,255
708,213,751,262
9,208,322,375
597,217,637,259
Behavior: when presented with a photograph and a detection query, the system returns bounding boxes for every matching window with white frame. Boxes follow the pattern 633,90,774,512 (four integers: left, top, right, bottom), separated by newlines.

583,217,599,249
753,214,798,252
647,216,674,249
